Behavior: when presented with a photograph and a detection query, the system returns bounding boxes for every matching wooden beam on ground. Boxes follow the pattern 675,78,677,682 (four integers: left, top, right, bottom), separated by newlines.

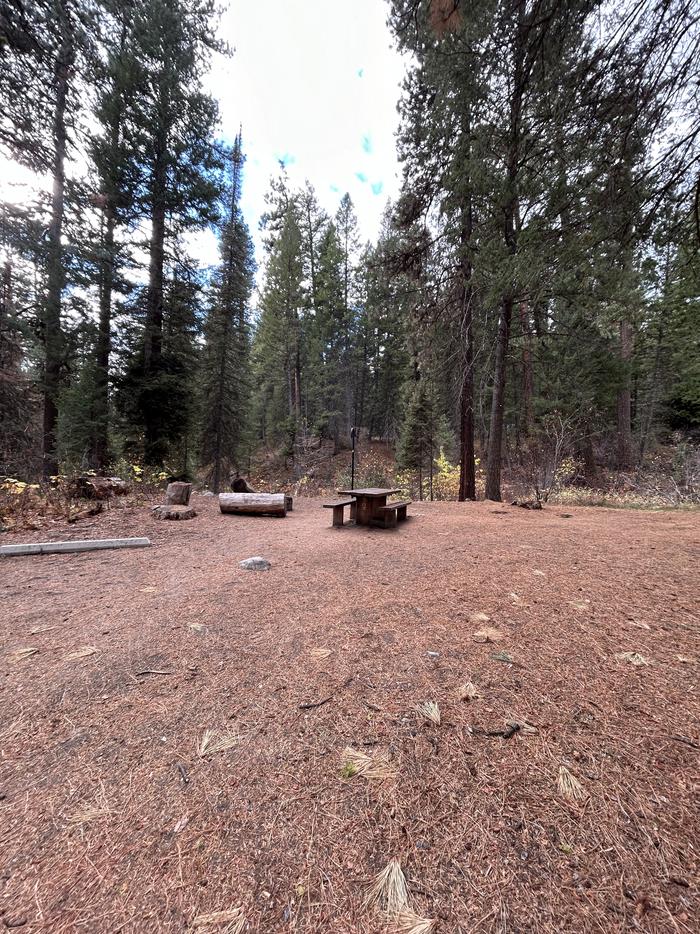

0,537,152,557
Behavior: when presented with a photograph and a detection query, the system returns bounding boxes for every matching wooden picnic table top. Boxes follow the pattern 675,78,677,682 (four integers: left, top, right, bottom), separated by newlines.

337,488,401,498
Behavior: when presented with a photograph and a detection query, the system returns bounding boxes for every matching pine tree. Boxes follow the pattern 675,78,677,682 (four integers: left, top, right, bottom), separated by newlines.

200,132,255,492
253,180,305,455
0,0,96,477
124,0,223,466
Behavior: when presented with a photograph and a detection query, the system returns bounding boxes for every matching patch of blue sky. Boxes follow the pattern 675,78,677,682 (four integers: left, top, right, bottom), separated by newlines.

357,68,364,78
361,134,372,154
355,171,369,183
276,152,296,167
371,181,384,196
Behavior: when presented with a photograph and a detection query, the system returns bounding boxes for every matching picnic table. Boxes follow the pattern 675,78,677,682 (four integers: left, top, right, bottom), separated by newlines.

336,487,402,527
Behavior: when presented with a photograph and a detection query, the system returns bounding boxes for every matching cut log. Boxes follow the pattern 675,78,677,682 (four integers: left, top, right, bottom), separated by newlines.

218,493,287,517
165,482,192,505
152,505,197,520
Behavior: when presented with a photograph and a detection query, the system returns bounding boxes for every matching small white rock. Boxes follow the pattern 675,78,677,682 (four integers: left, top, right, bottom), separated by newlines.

240,556,271,571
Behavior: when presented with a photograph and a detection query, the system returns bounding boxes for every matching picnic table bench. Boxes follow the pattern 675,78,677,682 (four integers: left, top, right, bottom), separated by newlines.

376,499,412,528
323,497,357,527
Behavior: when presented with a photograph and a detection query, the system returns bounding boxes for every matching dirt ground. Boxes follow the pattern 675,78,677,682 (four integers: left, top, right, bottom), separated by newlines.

1,496,698,933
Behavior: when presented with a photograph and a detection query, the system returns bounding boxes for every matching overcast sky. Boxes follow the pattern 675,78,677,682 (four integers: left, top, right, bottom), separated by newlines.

0,0,406,271
209,0,405,252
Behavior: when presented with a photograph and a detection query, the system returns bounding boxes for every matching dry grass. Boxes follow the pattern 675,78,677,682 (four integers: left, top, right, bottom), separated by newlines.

196,729,239,758
468,611,490,623
65,645,98,660
193,907,245,932
388,909,437,934
6,646,39,663
616,651,651,666
341,746,395,781
458,681,479,702
309,647,332,659
415,701,441,725
364,858,409,915
558,765,586,801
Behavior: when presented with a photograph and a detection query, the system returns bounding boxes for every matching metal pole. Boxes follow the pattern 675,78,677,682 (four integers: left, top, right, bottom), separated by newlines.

350,427,356,489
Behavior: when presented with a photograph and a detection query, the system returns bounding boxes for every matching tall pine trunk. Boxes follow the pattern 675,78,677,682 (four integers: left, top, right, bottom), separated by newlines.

485,0,525,501
143,149,167,464
91,204,115,472
458,257,476,501
616,318,634,469
519,299,534,438
42,11,73,479
485,297,513,500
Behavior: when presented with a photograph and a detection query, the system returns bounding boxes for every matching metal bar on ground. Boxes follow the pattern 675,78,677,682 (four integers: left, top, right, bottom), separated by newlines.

0,538,152,557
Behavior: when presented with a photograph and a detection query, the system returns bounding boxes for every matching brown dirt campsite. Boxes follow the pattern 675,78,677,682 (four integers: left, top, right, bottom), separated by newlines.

1,496,698,932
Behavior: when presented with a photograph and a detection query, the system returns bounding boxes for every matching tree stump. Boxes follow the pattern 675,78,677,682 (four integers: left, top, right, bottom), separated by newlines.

165,482,192,505
218,493,287,516
152,505,197,520
231,476,256,493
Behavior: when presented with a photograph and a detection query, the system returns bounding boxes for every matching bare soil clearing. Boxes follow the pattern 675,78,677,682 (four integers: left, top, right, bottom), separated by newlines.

1,498,698,933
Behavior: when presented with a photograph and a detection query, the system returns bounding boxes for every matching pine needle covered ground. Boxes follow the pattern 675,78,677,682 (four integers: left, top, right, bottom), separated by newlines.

0,497,698,932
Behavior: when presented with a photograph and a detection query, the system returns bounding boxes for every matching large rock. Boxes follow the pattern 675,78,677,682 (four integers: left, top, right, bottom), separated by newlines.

152,505,197,521
239,556,271,571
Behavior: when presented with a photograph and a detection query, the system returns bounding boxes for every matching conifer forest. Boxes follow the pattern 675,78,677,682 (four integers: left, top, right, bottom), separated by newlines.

1,0,699,503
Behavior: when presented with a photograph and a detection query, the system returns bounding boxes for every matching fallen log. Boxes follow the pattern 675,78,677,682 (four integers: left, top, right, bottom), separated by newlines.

218,492,287,517
0,537,151,557
68,476,130,499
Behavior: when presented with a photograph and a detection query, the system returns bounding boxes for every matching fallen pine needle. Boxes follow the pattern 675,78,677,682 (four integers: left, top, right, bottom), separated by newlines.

7,646,39,663
469,611,490,623
558,765,585,801
458,681,479,702
616,651,651,667
196,729,238,758
341,746,395,781
65,645,98,661
309,647,332,659
473,627,502,643
364,858,409,915
67,804,112,825
415,701,441,725
193,907,245,931
29,626,56,635
388,908,437,934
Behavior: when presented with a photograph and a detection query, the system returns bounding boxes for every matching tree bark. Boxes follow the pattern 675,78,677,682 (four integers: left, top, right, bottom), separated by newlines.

218,492,287,516
91,203,116,472
616,318,634,469
519,299,534,438
485,297,513,500
458,253,476,502
42,7,72,479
